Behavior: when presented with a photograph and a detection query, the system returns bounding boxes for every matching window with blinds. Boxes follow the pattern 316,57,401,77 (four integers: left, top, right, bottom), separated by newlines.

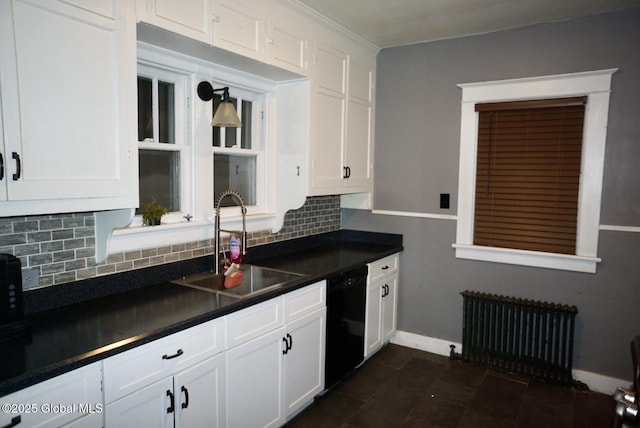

473,97,586,254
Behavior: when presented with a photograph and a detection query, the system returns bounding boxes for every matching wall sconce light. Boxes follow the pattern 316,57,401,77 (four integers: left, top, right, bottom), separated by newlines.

197,81,242,128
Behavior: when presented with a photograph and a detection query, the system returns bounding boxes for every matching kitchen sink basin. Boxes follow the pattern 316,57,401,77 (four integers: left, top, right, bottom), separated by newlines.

171,264,304,299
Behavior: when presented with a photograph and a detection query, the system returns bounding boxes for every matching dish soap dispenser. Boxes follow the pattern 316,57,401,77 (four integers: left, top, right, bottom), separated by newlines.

229,233,242,264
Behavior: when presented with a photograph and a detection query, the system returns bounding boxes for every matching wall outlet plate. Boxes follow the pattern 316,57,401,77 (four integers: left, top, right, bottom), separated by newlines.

22,267,40,290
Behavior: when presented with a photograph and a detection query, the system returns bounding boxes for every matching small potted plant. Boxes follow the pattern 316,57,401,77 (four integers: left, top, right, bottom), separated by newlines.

141,198,168,226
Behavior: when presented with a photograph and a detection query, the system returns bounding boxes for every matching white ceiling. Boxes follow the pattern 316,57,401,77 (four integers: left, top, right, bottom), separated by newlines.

296,0,640,48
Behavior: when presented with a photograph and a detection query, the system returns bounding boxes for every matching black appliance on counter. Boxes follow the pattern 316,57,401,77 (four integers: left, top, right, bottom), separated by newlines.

0,254,30,342
325,266,368,389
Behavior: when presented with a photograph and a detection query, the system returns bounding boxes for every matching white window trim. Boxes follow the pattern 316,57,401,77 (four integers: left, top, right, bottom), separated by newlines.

453,69,617,273
106,43,280,255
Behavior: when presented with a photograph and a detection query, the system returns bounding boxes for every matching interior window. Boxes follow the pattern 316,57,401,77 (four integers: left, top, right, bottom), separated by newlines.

212,89,261,207
454,69,616,273
473,97,586,255
136,67,187,216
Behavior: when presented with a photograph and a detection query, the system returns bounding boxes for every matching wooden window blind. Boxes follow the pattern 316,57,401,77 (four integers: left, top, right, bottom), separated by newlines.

473,97,586,254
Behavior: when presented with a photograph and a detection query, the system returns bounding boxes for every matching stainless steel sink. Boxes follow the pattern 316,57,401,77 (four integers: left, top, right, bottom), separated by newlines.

171,264,304,299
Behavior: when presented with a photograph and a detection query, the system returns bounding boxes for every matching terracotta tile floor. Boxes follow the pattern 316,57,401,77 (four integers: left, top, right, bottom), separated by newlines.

286,344,615,428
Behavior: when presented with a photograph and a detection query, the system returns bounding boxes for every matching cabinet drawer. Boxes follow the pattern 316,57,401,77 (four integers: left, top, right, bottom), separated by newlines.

284,280,326,323
0,362,101,428
225,296,284,349
368,254,398,282
103,318,223,404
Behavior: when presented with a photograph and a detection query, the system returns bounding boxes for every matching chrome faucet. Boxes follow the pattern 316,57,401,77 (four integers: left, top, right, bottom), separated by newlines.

214,189,247,274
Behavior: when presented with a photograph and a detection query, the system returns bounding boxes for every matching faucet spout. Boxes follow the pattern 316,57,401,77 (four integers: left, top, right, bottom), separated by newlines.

214,190,247,274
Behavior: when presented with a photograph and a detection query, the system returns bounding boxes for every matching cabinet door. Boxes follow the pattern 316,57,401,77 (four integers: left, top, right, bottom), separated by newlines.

0,100,7,201
0,363,102,428
364,279,383,358
137,0,214,44
105,377,174,428
381,275,398,343
0,0,137,213
284,307,326,418
225,326,285,428
309,33,348,194
174,353,225,428
266,1,309,75
344,57,374,191
212,0,265,62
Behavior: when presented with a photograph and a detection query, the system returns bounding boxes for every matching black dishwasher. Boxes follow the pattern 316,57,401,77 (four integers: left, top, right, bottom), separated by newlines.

325,266,368,389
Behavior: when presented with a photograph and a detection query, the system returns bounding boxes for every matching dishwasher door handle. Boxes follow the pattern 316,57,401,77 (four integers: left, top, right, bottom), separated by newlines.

330,277,363,292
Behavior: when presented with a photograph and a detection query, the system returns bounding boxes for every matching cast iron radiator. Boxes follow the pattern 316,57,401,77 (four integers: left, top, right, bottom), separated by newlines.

459,290,578,385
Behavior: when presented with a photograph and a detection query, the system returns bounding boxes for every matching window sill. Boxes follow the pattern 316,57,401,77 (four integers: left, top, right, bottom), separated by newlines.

452,244,601,273
108,212,277,255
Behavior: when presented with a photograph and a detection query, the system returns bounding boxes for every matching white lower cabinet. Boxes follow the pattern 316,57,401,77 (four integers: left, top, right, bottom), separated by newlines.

365,277,384,357
225,325,286,428
225,281,326,427
173,355,225,427
283,306,326,418
103,318,225,427
105,353,225,428
0,362,102,428
365,255,399,359
106,377,173,427
380,275,398,344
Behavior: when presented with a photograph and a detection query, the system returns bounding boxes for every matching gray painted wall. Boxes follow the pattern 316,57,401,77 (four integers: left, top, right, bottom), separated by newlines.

343,9,640,381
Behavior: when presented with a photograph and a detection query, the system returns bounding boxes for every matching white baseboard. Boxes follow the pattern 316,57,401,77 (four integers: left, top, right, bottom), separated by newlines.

390,330,630,395
572,370,631,395
391,330,462,357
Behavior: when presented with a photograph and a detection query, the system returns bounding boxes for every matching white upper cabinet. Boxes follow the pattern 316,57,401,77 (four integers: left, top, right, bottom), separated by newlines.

309,25,348,194
265,0,310,75
309,22,376,195
136,0,311,77
345,51,375,190
0,0,138,216
211,0,310,75
212,0,266,62
136,0,214,44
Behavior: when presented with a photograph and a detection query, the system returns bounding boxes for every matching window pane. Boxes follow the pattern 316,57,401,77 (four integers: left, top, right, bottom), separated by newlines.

211,95,250,148
137,149,180,213
158,81,175,144
241,100,252,149
137,77,153,141
212,94,238,148
473,104,584,254
214,154,256,206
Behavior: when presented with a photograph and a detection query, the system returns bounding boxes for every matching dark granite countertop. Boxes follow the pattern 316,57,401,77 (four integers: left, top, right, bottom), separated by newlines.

0,230,402,396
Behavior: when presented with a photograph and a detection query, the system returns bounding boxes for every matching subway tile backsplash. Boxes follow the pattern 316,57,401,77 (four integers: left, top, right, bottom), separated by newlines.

0,195,340,288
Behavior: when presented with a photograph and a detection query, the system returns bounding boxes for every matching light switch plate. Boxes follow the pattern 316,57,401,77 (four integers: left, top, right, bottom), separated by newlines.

440,193,450,209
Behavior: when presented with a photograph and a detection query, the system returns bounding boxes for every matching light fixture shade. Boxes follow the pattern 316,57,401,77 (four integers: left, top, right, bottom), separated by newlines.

212,102,242,128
